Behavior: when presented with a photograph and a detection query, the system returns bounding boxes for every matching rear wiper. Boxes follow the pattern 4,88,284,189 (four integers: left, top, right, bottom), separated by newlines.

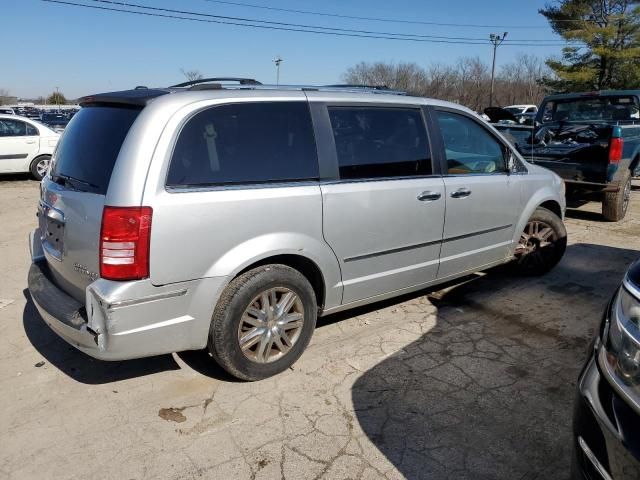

52,173,100,191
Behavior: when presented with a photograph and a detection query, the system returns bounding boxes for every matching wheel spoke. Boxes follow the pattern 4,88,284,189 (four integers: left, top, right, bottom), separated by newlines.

279,312,303,325
242,313,264,328
278,291,298,315
246,306,265,321
281,319,303,331
255,332,271,363
273,332,287,353
239,327,264,350
260,292,271,317
537,227,554,241
280,329,293,347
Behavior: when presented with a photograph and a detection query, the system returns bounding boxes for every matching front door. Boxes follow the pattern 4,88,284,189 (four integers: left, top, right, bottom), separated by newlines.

433,109,522,279
320,104,446,304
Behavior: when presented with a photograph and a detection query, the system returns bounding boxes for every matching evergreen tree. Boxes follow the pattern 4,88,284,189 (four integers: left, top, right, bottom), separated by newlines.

540,0,640,92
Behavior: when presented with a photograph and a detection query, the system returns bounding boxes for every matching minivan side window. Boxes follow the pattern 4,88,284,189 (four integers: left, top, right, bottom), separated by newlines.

327,107,431,180
435,111,507,175
167,102,318,187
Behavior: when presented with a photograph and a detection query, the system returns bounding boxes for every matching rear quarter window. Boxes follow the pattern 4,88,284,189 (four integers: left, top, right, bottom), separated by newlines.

50,106,141,194
166,102,319,187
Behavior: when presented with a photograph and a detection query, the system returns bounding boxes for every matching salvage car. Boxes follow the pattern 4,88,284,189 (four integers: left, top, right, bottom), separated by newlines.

40,112,69,133
0,114,59,179
573,259,640,479
28,79,567,381
493,91,640,221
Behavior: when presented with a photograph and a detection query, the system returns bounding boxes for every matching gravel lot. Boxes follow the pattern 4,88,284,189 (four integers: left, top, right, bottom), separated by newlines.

1,176,639,480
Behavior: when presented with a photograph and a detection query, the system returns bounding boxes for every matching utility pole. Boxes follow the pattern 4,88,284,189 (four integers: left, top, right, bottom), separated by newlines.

273,56,283,86
489,32,507,108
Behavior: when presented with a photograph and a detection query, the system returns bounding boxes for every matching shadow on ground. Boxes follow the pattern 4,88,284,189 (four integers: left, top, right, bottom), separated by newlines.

351,243,638,480
565,208,605,222
22,289,181,384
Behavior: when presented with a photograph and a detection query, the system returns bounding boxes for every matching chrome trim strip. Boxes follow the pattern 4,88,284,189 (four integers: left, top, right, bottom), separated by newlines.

344,240,441,263
443,224,512,243
107,289,188,310
342,224,513,263
577,436,613,480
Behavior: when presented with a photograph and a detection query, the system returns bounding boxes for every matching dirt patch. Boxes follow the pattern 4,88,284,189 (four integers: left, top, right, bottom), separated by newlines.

158,407,187,423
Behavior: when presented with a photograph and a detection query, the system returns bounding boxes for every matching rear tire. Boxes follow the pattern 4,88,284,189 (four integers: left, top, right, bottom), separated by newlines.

513,207,567,276
29,155,51,181
208,264,317,381
602,169,631,222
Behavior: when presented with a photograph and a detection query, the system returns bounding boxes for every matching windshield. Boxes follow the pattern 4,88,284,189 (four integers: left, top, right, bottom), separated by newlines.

541,96,640,123
50,105,141,194
504,107,523,115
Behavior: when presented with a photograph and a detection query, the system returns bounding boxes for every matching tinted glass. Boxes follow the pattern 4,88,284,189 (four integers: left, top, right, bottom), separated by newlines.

436,111,507,174
328,107,431,179
542,96,640,123
51,106,141,194
26,124,38,136
0,119,27,137
167,102,318,187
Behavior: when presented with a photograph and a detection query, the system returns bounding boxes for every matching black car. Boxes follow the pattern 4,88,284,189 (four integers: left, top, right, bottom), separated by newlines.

573,259,640,479
40,112,69,132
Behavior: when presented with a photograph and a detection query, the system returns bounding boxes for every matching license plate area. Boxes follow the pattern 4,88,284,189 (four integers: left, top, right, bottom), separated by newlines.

38,203,65,260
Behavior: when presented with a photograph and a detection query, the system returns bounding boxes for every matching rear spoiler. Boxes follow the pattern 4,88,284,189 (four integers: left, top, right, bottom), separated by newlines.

79,88,170,107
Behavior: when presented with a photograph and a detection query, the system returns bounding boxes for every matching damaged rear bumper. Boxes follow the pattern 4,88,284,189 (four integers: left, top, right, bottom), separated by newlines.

28,261,105,354
27,231,228,361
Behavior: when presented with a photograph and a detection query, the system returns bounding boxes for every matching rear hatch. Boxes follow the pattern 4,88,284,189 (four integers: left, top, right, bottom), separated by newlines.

39,105,141,303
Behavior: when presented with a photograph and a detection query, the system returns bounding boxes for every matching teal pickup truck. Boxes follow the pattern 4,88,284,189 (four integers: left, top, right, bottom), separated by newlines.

492,90,640,221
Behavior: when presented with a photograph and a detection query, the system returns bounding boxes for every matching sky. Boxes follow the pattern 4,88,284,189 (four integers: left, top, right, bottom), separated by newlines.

2,0,567,99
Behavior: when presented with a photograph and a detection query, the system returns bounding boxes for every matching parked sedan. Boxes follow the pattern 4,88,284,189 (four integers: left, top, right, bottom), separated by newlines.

0,107,16,115
0,114,59,179
573,259,640,479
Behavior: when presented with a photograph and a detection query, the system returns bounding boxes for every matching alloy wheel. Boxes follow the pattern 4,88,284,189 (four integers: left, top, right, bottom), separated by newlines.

36,158,50,178
237,287,305,364
514,220,559,270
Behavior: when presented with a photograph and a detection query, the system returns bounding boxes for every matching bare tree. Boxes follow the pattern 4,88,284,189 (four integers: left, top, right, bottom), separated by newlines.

180,69,204,82
342,55,552,112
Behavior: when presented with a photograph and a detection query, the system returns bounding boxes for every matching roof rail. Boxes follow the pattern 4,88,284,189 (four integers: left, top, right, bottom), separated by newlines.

314,84,407,96
324,84,391,90
169,77,262,88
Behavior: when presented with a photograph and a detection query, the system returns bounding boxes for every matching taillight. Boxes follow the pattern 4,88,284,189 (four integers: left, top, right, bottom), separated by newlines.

609,137,623,164
100,206,152,280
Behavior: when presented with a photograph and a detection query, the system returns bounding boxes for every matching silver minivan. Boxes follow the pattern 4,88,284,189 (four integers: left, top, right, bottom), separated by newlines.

28,79,567,380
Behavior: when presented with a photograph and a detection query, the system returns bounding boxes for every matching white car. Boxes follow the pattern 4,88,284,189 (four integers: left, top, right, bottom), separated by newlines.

0,114,60,180
504,104,538,115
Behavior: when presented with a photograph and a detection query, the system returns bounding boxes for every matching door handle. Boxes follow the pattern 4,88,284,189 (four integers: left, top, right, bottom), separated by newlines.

25,140,36,144
417,191,441,202
450,188,472,199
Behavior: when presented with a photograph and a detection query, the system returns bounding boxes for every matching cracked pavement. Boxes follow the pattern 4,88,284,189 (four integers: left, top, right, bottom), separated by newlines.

1,177,639,480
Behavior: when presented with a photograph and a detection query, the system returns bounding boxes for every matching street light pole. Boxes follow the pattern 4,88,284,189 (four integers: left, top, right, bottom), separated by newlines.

489,32,508,108
55,86,60,111
273,56,283,86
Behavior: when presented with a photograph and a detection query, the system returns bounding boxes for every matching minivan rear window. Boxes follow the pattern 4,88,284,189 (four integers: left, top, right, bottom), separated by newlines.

50,106,141,194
